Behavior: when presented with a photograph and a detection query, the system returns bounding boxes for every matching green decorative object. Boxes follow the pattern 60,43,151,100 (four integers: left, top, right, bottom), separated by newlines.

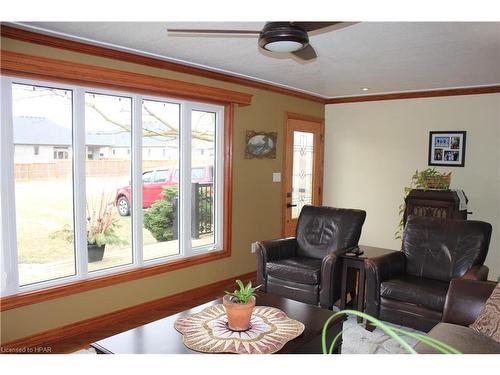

225,279,261,304
322,309,461,354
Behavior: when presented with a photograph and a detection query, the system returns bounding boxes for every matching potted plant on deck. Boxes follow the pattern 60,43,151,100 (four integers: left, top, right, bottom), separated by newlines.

223,280,261,331
51,193,127,262
86,193,127,262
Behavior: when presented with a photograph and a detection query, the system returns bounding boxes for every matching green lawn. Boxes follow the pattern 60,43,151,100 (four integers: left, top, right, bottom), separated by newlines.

15,177,157,264
14,175,213,286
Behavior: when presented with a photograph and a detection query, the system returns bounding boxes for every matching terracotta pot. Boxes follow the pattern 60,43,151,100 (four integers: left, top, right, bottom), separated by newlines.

223,295,255,331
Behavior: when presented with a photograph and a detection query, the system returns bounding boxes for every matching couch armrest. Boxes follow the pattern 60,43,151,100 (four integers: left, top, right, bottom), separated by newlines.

255,237,297,291
442,278,497,326
364,251,406,318
462,265,489,281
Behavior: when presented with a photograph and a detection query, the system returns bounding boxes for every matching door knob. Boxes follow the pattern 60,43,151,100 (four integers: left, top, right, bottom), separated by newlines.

287,203,297,208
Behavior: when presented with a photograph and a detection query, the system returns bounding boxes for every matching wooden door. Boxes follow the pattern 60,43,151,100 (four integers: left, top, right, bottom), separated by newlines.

282,113,325,237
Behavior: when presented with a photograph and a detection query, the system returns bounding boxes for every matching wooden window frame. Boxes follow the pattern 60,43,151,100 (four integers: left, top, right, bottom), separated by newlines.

0,52,237,311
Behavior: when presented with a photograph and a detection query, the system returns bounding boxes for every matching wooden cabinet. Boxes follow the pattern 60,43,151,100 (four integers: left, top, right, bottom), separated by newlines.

404,189,468,225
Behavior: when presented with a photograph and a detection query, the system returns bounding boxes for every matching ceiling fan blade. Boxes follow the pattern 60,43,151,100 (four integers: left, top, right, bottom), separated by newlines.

167,28,261,35
291,22,342,32
291,44,317,61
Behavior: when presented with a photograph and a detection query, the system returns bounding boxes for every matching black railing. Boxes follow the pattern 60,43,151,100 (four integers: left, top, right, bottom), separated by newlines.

192,183,214,238
172,182,214,240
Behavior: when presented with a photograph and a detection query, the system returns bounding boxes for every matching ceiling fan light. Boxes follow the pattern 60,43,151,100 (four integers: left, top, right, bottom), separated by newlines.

264,40,304,53
258,22,309,53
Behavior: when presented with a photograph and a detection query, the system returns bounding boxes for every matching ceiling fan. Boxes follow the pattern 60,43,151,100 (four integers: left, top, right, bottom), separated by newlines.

167,22,344,61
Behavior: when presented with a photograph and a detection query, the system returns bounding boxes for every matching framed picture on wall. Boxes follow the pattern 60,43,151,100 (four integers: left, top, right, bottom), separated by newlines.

428,131,466,167
245,130,277,159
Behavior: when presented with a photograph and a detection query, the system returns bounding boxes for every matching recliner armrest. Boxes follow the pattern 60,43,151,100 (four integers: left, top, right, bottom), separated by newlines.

442,278,497,326
462,265,489,281
255,237,297,291
255,237,297,261
365,250,405,283
319,247,353,309
364,251,406,318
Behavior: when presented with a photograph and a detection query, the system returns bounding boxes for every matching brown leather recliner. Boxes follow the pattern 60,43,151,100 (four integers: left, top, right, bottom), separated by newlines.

256,205,366,309
365,215,492,332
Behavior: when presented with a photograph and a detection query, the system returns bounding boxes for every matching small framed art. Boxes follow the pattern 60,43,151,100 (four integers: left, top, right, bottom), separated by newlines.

245,130,277,159
428,131,466,167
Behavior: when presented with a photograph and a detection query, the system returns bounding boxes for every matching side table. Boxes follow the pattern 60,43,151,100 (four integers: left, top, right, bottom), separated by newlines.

339,246,398,328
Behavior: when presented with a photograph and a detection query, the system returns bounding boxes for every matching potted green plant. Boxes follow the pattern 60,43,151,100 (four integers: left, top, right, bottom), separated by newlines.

51,193,127,262
409,168,451,190
223,280,261,331
395,168,451,239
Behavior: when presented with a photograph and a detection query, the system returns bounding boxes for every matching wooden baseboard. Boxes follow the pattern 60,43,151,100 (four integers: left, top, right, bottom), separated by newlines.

1,271,256,352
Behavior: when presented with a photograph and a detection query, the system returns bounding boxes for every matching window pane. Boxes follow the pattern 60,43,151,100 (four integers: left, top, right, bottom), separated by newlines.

154,170,168,182
142,99,180,261
292,131,314,219
191,110,216,249
85,92,133,272
12,83,76,286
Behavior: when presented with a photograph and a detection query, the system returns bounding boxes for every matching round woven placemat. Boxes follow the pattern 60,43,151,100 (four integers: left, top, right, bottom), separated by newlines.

174,304,305,354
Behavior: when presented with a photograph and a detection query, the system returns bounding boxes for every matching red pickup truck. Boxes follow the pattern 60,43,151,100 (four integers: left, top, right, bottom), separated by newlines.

115,166,213,216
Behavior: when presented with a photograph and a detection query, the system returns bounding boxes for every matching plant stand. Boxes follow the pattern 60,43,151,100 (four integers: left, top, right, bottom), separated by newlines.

403,189,468,226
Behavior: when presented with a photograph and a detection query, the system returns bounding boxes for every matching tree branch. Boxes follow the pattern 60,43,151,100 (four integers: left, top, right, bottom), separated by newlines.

22,87,214,142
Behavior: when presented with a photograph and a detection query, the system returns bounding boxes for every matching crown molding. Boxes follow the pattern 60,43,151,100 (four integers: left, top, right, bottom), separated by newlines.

2,25,499,105
0,24,326,104
0,50,252,106
326,85,500,104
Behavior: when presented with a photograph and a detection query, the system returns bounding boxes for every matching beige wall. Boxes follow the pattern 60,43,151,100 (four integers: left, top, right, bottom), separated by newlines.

0,37,324,344
324,94,500,279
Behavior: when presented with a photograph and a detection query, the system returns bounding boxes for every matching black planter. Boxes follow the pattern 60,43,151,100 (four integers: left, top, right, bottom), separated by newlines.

87,244,106,262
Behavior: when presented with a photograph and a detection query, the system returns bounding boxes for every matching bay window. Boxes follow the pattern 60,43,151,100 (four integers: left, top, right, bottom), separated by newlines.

0,76,225,297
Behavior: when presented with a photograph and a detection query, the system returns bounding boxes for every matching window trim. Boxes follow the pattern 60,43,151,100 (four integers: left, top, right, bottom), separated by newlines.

1,50,252,107
0,249,231,311
1,77,20,297
0,74,233,311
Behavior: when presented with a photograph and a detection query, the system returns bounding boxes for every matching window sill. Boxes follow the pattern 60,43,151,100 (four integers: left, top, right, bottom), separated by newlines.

0,248,230,311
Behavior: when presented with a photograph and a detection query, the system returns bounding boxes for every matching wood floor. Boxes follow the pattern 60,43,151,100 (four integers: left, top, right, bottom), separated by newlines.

49,288,229,354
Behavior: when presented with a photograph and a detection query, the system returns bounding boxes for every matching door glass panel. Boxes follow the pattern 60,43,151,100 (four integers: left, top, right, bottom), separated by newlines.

12,83,76,285
85,92,133,272
292,131,314,219
191,110,216,249
142,99,180,261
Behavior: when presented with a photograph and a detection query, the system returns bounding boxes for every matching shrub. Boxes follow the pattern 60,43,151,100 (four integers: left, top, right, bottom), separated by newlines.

143,184,214,242
143,187,178,242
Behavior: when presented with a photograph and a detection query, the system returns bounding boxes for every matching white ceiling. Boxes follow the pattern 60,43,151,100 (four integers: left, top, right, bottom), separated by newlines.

11,22,500,98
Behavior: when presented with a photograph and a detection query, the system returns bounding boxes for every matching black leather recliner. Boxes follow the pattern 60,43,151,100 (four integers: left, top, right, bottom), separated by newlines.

255,205,366,309
365,215,491,332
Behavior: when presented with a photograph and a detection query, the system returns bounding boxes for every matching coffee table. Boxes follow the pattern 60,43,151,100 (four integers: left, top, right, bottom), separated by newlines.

91,293,344,354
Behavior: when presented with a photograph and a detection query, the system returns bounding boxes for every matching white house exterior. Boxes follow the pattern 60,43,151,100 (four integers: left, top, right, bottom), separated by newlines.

12,116,207,162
